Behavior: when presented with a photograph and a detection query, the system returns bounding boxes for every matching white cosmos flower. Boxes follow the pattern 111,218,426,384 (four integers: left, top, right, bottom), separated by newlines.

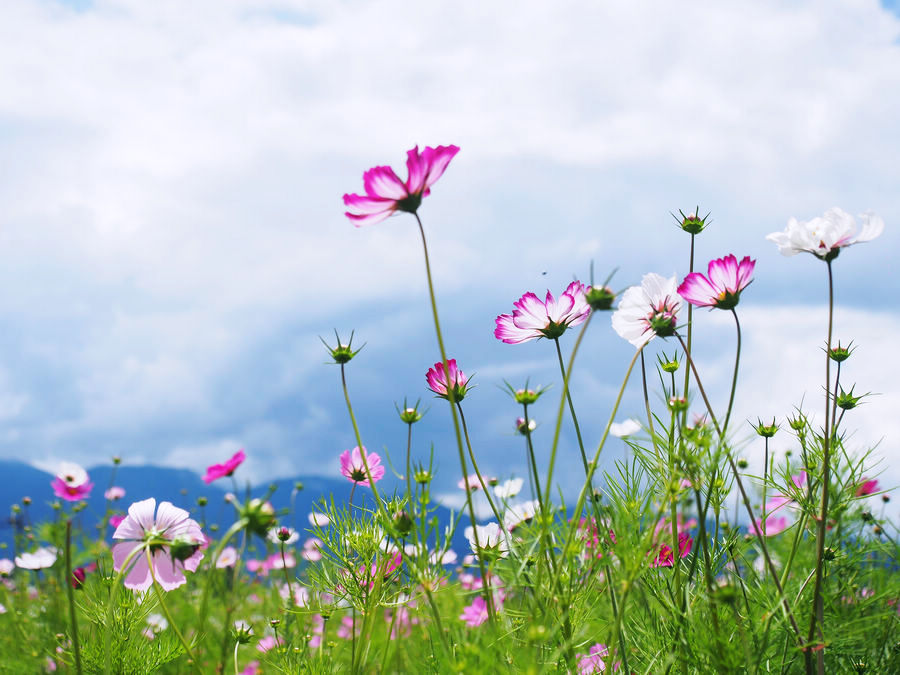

766,207,883,259
493,478,524,499
429,548,458,565
611,273,681,349
464,522,511,559
308,512,330,527
610,418,641,438
503,500,540,531
15,547,58,570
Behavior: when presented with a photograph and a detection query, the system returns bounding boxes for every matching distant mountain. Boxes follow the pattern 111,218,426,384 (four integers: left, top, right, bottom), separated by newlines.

0,461,470,556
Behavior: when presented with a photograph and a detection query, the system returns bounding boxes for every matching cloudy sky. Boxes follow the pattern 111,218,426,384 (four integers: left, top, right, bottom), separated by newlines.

0,0,898,511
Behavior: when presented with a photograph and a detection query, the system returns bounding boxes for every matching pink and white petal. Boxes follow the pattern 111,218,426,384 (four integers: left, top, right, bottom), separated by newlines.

363,166,408,200
404,146,426,195
735,256,755,290
155,501,190,533
121,549,153,591
152,550,187,591
420,145,460,191
345,210,396,228
112,514,146,541
127,499,157,535
494,314,537,343
511,293,550,331
112,541,141,573
182,548,204,573
678,273,718,306
707,255,737,293
545,290,574,323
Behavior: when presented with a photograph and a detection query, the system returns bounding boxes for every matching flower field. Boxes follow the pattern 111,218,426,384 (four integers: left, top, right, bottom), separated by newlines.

0,145,897,674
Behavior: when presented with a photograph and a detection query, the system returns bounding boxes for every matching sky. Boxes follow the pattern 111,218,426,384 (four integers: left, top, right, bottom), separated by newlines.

0,0,898,513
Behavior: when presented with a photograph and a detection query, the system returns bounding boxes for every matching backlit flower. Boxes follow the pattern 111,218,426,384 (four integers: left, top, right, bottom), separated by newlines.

766,207,883,260
458,473,494,491
112,498,204,591
339,446,385,486
677,254,755,310
425,359,471,401
493,478,523,499
203,449,246,484
611,273,681,348
268,526,299,545
494,281,591,344
503,499,539,531
51,463,93,502
343,145,460,227
650,531,692,568
216,546,238,568
464,522,511,559
104,486,125,501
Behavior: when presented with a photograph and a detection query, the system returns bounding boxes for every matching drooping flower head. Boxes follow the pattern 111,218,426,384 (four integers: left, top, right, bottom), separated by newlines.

677,254,755,310
203,449,246,484
766,207,884,261
343,145,460,227
339,446,385,486
111,498,205,591
51,462,93,502
425,359,471,401
611,273,681,348
494,281,591,344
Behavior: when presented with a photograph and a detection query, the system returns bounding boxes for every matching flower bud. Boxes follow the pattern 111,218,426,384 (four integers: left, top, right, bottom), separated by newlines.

861,510,873,522
788,414,807,431
675,208,710,235
243,498,277,537
70,567,87,590
737,458,749,470
515,417,537,435
112,456,122,465
754,418,778,438
414,466,432,485
232,621,254,644
321,331,362,365
294,481,304,491
22,496,32,506
667,396,689,413
196,496,208,507
393,510,414,537
659,353,680,373
513,388,542,405
585,285,616,311
828,341,854,363
399,407,423,424
823,547,836,561
836,386,863,410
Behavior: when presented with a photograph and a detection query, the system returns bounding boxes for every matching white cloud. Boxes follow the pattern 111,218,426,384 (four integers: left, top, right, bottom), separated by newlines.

0,0,897,488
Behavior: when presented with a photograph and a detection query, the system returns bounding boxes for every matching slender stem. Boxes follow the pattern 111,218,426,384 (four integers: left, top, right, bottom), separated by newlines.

104,544,147,675
405,423,413,511
456,403,505,526
763,438,770,540
196,518,247,642
807,260,834,675
553,337,591,477
676,332,805,644
147,549,198,670
681,233,696,415
722,308,742,436
233,641,240,675
65,521,83,675
414,212,496,626
280,542,294,607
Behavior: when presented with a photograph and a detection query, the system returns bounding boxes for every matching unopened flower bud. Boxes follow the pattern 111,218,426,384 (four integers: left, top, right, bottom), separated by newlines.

321,331,362,365
22,497,32,506
675,208,710,235
414,468,432,485
399,407,423,424
836,387,864,410
861,511,873,522
243,498,277,537
393,510,414,537
232,621,254,644
828,341,854,363
515,417,537,435
823,547,836,561
737,458,749,470
112,456,122,465
196,496,208,507
585,285,616,311
269,618,281,628
754,418,778,438
882,494,890,504
294,481,304,491
70,567,86,590
514,388,543,405
874,525,883,535
788,414,807,431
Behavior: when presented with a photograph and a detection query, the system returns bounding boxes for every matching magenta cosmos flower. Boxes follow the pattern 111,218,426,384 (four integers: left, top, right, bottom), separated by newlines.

425,358,471,401
340,446,385,486
855,478,880,497
203,449,246,484
677,254,755,310
343,145,460,227
112,498,205,591
494,281,591,344
576,643,615,674
51,462,93,502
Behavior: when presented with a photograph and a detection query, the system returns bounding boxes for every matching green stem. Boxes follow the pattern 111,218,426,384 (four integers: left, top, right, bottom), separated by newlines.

405,422,414,514
147,548,198,671
456,402,505,526
233,641,240,675
681,233,696,417
721,308,743,436
553,337,591,478
65,520,83,675
807,260,834,675
104,544,147,675
414,212,496,627
196,518,247,642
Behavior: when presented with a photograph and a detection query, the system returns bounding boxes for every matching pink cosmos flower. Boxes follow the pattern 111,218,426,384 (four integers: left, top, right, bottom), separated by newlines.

650,531,693,568
677,254,755,310
855,478,880,497
337,615,361,640
240,662,260,675
105,486,126,501
309,614,325,648
203,449,246,484
576,643,615,674
51,463,93,502
216,546,238,568
339,446,385,486
459,596,489,627
425,359,471,401
343,145,460,227
256,635,284,653
111,498,204,591
457,473,495,491
753,515,791,537
0,559,14,576
109,514,126,529
611,273,682,348
494,281,591,344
